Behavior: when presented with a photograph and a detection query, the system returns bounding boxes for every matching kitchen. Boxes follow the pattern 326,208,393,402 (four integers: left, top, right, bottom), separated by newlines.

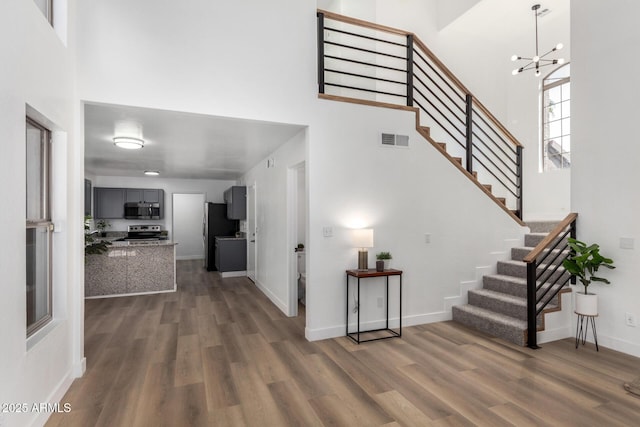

84,103,305,300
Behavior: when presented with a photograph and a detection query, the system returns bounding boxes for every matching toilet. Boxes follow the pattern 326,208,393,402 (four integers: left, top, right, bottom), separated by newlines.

297,250,306,305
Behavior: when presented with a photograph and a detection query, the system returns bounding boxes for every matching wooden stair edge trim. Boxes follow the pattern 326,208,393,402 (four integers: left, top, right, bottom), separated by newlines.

523,213,579,263
535,287,572,335
416,126,525,227
318,93,418,113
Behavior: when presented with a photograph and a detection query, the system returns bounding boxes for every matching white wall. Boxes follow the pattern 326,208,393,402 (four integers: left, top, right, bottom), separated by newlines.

76,0,317,126
239,130,307,313
91,175,235,239
0,1,82,426
571,0,640,356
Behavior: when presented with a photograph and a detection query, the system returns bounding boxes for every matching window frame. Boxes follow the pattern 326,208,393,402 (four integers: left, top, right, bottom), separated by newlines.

26,116,53,337
34,0,54,25
541,63,571,172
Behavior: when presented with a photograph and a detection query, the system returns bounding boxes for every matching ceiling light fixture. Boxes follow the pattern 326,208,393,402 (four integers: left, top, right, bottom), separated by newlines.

113,136,144,149
511,4,564,77
144,170,160,176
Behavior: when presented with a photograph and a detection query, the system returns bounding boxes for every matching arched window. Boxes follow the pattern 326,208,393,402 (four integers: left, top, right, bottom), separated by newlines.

542,63,570,171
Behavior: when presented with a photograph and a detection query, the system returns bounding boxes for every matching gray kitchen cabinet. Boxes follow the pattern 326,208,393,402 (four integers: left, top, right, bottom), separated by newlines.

224,186,247,220
125,188,163,203
214,238,247,272
94,187,125,219
95,187,164,219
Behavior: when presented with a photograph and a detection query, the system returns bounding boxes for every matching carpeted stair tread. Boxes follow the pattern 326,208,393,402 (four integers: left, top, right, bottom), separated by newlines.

469,288,558,320
527,221,562,233
511,246,567,263
452,304,526,346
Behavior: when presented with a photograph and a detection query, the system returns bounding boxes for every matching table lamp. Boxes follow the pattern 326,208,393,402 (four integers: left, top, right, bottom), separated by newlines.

352,228,374,270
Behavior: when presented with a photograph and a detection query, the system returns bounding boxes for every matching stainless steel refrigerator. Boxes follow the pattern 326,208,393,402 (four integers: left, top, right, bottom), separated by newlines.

203,203,238,271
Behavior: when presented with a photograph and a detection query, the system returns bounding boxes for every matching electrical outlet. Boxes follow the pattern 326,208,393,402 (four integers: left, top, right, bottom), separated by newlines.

322,226,333,237
424,233,431,244
377,297,383,308
625,312,637,327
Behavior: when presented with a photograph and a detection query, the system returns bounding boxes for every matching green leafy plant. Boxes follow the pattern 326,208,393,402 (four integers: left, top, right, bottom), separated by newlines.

95,219,111,236
376,251,392,260
562,238,615,294
85,215,110,258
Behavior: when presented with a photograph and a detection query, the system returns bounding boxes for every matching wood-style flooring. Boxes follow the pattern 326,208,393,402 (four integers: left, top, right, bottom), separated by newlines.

47,260,640,426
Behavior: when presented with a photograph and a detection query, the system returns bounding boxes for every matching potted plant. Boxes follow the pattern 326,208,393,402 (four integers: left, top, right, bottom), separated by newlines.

376,252,392,272
85,216,110,259
562,238,615,315
96,219,111,237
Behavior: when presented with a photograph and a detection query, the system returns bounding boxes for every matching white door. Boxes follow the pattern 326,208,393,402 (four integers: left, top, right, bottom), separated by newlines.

172,193,205,260
247,184,257,282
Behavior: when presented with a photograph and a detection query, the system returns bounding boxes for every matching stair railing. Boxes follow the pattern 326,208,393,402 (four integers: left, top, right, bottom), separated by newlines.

522,213,578,349
317,10,524,217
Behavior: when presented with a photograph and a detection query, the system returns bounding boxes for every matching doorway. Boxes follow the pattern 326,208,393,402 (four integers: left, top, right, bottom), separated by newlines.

246,184,257,282
287,162,306,318
172,193,205,260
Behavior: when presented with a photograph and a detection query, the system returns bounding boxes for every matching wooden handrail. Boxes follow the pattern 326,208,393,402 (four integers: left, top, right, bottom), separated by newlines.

318,9,410,37
523,213,578,263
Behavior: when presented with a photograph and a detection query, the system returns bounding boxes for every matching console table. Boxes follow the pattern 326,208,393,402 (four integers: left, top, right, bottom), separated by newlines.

345,269,402,344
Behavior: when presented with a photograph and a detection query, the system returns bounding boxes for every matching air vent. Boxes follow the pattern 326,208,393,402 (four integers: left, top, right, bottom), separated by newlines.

381,133,409,148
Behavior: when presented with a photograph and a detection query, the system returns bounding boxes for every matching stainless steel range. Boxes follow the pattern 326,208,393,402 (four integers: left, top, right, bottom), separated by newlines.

122,225,167,241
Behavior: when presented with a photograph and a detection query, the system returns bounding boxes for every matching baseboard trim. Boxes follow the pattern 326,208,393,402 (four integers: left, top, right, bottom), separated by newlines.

30,368,75,427
176,255,204,261
220,270,247,278
305,310,452,342
72,357,86,378
537,326,572,344
254,279,288,316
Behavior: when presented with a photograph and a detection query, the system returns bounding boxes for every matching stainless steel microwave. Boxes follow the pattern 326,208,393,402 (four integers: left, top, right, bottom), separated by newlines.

124,202,161,219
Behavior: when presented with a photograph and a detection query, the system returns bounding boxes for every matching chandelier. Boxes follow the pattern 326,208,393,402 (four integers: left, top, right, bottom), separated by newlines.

511,4,564,76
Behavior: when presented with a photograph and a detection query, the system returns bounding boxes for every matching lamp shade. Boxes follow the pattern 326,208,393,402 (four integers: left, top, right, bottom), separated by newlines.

352,228,374,248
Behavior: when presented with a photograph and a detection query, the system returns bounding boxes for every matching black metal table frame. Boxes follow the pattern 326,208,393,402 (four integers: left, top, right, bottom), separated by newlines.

575,311,599,351
345,269,402,344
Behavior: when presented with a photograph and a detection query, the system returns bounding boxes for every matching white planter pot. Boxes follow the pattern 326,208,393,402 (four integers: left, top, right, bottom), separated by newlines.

575,292,598,316
383,260,390,270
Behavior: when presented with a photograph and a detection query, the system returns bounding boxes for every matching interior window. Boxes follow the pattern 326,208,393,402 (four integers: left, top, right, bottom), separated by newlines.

33,0,53,25
26,117,53,336
542,63,570,171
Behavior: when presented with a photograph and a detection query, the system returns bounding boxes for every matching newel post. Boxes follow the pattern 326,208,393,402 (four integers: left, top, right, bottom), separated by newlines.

465,94,473,173
527,261,539,349
317,12,325,94
406,34,414,107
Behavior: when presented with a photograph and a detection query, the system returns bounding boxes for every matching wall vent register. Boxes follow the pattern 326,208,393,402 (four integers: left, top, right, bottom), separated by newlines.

381,133,409,148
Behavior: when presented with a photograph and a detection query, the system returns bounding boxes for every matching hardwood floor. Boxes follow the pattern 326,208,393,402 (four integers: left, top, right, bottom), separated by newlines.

47,260,640,426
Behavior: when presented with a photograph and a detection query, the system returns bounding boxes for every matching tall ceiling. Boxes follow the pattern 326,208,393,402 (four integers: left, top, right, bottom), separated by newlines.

84,103,305,180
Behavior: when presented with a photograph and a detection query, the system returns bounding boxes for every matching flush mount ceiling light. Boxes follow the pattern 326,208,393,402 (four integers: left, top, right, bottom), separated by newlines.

144,170,160,176
113,136,144,149
511,4,564,77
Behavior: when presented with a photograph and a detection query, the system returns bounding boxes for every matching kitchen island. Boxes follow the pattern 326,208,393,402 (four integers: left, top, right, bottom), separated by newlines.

85,240,177,298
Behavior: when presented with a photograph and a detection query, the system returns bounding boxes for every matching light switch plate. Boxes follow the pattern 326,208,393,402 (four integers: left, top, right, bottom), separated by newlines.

620,237,634,249
322,226,333,237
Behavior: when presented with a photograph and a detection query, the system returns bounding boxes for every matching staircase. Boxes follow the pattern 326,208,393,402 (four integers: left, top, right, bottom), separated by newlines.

452,221,571,346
